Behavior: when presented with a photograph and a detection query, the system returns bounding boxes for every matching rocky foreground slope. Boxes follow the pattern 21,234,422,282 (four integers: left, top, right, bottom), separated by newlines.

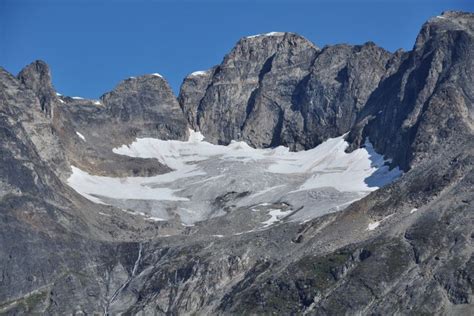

0,11,473,315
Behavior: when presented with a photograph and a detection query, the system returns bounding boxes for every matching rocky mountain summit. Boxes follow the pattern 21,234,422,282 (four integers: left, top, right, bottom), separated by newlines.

179,32,398,151
0,11,473,315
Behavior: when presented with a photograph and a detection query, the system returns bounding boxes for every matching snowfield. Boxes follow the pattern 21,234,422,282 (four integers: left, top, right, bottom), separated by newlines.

67,130,402,226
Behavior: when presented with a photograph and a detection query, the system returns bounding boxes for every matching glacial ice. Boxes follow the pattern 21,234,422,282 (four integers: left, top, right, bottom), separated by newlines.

67,130,402,226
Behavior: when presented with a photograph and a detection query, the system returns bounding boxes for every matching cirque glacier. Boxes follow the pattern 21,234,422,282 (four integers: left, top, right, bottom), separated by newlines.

67,130,402,229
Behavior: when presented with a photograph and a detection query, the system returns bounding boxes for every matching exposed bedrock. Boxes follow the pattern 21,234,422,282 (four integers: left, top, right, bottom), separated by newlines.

0,10,472,316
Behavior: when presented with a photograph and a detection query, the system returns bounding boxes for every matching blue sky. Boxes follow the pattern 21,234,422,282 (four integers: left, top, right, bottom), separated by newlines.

1,0,472,98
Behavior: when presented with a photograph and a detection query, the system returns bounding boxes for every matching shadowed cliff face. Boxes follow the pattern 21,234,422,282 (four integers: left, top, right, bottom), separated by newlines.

347,11,474,171
0,11,473,316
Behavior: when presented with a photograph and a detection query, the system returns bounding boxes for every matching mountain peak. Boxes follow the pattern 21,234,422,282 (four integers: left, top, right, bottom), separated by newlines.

19,59,50,75
415,11,473,49
17,60,56,115
104,72,175,103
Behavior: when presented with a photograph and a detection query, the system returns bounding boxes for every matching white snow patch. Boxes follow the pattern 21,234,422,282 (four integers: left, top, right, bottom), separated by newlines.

120,208,146,216
93,100,101,105
410,208,418,214
266,31,285,36
76,131,86,141
98,212,111,217
189,70,208,77
146,217,166,222
233,229,257,236
72,96,84,100
271,137,401,193
56,92,62,96
59,99,65,104
366,214,394,231
261,208,293,227
188,129,205,142
212,234,224,238
367,221,380,231
151,73,163,78
436,15,447,19
67,166,189,204
247,32,285,39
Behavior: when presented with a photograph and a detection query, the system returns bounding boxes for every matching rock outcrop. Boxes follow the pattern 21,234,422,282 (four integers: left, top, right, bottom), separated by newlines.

17,60,57,116
101,74,189,142
179,33,398,150
347,10,474,171
16,63,189,178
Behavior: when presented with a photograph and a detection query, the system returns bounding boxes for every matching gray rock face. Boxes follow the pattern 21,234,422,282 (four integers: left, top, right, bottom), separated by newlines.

17,60,57,116
274,42,398,150
1,67,71,179
101,74,189,141
16,64,189,178
0,11,473,316
180,32,320,147
0,67,184,315
347,10,474,171
56,73,189,147
178,67,216,129
179,33,397,150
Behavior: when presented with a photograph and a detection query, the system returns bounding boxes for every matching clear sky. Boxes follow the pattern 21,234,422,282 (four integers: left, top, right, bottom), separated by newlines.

1,0,472,99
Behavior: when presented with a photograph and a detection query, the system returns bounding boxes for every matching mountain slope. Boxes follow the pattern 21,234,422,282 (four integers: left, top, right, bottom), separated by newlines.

0,11,472,315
